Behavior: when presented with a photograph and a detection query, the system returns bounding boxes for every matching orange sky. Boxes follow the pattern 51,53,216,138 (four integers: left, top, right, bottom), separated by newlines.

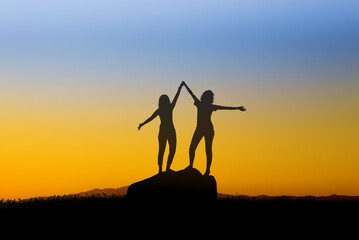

1,74,358,199
2,0,359,200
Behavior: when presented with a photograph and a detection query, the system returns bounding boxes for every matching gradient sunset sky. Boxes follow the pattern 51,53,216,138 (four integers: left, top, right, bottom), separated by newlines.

1,0,359,199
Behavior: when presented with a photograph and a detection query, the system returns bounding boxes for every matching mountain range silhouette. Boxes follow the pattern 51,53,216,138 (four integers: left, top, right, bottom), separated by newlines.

75,187,129,197
69,187,359,202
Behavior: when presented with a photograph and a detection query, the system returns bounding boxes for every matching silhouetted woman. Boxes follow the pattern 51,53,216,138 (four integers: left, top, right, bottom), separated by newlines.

138,82,184,174
183,82,246,176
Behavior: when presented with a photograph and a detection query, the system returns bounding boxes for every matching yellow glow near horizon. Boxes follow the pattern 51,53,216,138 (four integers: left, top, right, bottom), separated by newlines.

1,76,359,199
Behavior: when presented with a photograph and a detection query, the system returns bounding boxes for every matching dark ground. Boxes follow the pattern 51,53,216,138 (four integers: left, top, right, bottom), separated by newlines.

1,195,358,236
2,194,359,218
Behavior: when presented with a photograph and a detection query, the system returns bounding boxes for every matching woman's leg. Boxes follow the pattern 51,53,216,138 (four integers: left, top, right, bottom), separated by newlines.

158,132,167,174
166,130,177,171
188,129,203,168
204,130,215,176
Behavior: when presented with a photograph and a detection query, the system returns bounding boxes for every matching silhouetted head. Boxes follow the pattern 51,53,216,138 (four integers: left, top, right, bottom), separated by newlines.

159,94,171,109
201,90,214,104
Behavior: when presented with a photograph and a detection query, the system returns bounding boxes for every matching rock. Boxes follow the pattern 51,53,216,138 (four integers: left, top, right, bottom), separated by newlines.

127,168,217,201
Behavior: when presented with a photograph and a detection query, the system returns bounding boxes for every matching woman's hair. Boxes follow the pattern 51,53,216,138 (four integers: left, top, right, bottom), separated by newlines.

201,90,214,104
158,94,171,109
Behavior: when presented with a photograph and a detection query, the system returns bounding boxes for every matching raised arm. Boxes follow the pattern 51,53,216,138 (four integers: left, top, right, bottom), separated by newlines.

213,105,246,111
183,82,200,104
138,109,159,130
171,82,184,109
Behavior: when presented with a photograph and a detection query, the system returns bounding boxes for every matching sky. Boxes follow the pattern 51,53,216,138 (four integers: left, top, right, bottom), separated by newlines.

1,0,359,199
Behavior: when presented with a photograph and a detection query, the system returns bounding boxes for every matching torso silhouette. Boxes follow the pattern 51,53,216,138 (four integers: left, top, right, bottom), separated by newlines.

195,101,217,132
158,106,175,133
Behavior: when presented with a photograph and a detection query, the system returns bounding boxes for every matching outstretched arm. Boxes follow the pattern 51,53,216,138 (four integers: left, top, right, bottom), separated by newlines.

171,82,184,109
213,105,246,111
183,82,200,104
138,109,159,130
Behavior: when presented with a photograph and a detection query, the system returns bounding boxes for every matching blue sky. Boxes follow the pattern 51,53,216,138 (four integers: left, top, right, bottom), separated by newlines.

1,0,358,87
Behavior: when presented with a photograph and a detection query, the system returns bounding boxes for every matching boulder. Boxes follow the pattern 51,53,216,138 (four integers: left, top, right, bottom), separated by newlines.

127,168,217,201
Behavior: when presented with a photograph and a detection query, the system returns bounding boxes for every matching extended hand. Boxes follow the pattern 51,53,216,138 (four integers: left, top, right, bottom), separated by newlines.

138,123,143,130
238,106,246,111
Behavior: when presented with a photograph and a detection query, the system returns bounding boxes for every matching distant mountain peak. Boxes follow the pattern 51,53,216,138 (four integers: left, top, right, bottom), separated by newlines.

75,186,129,197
